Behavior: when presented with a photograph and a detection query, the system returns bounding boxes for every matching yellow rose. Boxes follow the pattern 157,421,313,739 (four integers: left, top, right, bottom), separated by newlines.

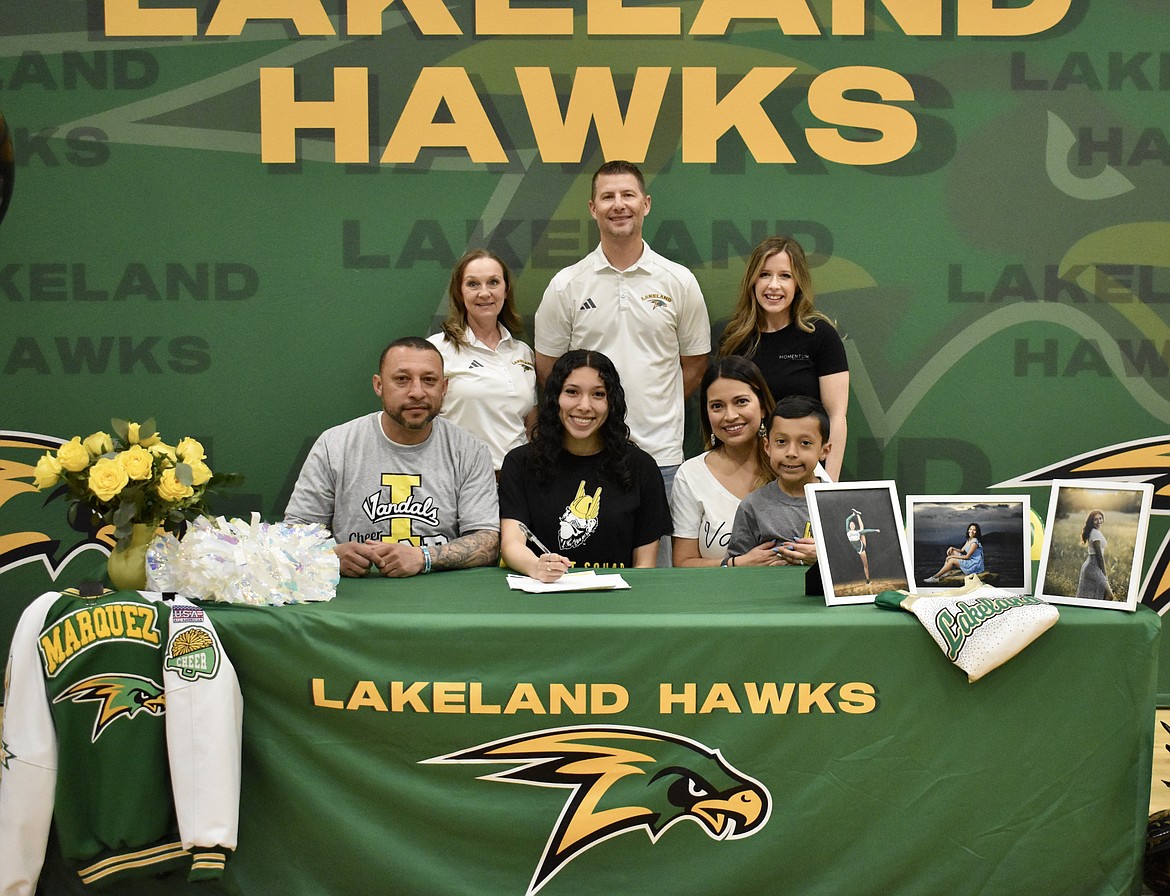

176,437,206,463
33,453,64,489
118,445,155,481
187,459,213,487
57,437,91,472
157,468,194,502
127,422,161,448
88,457,129,502
149,442,178,461
83,431,113,456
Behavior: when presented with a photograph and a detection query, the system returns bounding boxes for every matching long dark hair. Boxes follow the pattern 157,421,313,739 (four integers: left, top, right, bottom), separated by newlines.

530,350,632,487
965,522,983,541
698,356,776,491
1081,510,1104,544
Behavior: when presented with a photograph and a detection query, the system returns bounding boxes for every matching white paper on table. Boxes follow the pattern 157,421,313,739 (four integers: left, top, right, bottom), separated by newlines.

505,571,630,593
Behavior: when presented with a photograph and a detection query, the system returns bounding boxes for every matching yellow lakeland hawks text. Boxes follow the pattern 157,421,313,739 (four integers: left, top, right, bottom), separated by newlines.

311,679,877,715
40,603,161,677
104,0,1075,39
101,0,1076,168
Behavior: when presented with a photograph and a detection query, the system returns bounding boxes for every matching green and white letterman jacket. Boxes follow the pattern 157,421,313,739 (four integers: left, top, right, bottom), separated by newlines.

0,589,242,895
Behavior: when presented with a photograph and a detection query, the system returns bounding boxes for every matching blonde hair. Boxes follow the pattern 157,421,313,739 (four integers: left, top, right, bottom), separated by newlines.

438,249,523,349
717,236,834,360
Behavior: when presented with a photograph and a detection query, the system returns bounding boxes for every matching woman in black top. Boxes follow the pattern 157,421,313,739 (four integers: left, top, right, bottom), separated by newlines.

718,236,849,480
499,350,671,582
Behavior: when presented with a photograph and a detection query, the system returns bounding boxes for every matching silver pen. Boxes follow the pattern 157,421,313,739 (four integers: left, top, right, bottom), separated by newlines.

517,521,553,556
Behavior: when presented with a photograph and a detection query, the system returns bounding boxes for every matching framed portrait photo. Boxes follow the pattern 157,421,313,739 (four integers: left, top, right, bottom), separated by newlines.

905,495,1032,596
806,481,912,606
1036,479,1153,611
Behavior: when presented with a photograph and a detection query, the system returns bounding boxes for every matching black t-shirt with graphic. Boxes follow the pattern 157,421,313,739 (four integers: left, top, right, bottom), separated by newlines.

499,443,671,569
731,318,847,403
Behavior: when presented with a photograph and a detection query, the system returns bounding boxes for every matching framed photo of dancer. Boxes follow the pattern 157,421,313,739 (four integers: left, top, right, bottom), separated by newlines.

905,495,1032,596
1036,479,1153,612
806,480,912,606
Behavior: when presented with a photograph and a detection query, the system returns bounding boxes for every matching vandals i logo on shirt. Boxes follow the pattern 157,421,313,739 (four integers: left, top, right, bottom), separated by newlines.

362,473,442,544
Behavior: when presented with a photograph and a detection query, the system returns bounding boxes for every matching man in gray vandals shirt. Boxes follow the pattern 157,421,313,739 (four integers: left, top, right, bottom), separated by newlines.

285,336,500,577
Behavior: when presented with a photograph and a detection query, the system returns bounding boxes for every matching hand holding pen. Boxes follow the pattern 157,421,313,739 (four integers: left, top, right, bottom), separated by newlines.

517,522,573,583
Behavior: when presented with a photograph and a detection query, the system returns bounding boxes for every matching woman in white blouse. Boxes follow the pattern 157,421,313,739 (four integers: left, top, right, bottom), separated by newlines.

671,356,789,567
428,249,537,472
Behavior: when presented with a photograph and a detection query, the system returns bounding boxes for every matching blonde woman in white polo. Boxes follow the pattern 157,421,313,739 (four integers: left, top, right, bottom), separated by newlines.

428,249,536,472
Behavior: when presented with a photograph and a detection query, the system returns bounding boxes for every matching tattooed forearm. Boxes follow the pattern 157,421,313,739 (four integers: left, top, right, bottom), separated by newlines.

433,529,500,571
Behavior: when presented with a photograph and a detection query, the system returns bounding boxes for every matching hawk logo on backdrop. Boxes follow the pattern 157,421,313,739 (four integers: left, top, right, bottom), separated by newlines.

425,725,770,896
0,431,111,579
53,673,166,742
995,435,1170,612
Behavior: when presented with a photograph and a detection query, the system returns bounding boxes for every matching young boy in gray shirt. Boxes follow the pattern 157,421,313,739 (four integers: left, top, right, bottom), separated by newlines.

725,396,831,567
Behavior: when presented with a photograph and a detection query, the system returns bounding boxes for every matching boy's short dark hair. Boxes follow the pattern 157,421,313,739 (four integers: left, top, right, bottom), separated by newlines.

768,395,830,443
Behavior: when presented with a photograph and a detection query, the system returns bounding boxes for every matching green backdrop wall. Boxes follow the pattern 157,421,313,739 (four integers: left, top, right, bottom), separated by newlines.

2,0,1169,650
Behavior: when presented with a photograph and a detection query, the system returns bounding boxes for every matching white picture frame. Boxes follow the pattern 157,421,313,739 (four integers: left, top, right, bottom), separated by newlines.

1139,528,1170,615
1036,479,1153,612
806,480,912,606
905,495,1031,596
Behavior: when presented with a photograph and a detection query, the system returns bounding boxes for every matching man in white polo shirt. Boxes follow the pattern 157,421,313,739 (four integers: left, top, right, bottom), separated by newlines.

534,160,711,499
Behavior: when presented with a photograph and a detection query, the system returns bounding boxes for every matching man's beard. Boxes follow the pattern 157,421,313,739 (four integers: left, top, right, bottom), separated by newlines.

388,405,438,431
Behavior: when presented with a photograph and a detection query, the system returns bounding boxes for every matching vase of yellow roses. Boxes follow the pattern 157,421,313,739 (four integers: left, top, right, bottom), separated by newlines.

33,418,232,591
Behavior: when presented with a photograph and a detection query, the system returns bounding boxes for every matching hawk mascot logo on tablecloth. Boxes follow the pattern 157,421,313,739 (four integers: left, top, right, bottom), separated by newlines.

425,725,770,896
53,674,166,742
0,431,110,578
995,435,1170,612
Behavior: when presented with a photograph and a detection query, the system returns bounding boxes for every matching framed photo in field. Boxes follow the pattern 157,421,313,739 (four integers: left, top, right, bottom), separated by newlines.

1036,479,1153,611
905,495,1031,596
806,481,912,606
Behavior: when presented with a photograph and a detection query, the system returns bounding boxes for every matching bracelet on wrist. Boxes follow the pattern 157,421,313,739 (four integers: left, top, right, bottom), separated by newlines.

420,544,432,574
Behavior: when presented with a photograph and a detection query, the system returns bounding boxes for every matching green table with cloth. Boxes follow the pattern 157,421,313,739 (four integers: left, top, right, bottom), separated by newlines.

37,566,1160,896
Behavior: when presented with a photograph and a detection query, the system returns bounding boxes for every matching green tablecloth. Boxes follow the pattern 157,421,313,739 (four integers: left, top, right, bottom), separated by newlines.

41,567,1162,895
